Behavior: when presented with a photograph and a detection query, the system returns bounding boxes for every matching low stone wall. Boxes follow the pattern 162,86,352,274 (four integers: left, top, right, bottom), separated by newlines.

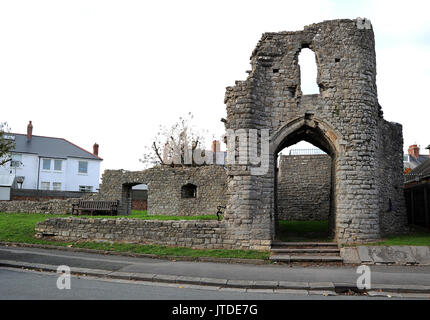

35,217,232,250
11,189,91,201
0,199,74,214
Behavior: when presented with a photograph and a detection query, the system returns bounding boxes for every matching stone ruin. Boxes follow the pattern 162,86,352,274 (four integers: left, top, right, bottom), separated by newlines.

35,19,408,250
223,18,406,248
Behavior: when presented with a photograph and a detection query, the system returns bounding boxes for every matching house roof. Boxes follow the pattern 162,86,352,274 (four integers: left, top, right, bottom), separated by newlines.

405,158,430,183
404,154,428,169
9,133,102,161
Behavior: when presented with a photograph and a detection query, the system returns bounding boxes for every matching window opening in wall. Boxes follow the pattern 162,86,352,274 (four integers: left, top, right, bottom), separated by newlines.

10,154,22,168
79,185,93,192
42,159,51,170
53,182,61,191
78,161,88,174
41,181,50,190
298,48,319,94
181,183,197,199
54,160,62,171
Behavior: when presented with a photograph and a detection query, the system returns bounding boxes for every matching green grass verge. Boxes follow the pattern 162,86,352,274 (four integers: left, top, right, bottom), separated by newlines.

358,233,430,246
0,212,267,260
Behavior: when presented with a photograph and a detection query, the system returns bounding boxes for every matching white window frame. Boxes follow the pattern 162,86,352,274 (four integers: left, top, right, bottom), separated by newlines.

79,185,93,192
41,181,50,190
52,182,62,191
54,160,62,171
78,161,88,174
42,159,51,171
10,154,22,168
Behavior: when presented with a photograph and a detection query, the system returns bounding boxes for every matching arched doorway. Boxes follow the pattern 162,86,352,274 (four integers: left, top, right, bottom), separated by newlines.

271,115,342,242
276,143,332,241
121,182,148,215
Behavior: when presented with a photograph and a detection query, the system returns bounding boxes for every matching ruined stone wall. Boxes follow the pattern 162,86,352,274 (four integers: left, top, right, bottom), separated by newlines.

35,218,230,250
94,166,228,216
277,155,331,221
377,121,408,235
223,18,407,246
0,199,74,214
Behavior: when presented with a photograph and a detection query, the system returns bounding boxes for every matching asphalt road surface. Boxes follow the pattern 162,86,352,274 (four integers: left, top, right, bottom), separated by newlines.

0,267,402,300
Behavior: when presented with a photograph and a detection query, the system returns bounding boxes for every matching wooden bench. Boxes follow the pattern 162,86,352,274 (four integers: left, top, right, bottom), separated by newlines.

71,200,120,216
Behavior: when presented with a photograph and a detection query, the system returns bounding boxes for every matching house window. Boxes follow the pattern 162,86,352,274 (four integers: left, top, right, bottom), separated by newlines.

42,159,51,170
41,182,50,190
181,183,197,199
10,154,22,168
52,182,61,191
54,160,62,171
78,161,88,174
79,185,93,192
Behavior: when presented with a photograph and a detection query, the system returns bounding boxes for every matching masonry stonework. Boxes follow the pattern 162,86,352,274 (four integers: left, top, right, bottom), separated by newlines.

35,218,228,249
223,18,407,247
31,19,407,250
277,154,331,221
0,199,74,214
93,165,228,216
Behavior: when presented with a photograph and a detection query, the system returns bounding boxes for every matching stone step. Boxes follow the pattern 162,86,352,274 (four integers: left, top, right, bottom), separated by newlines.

271,241,339,250
271,248,340,254
270,255,344,263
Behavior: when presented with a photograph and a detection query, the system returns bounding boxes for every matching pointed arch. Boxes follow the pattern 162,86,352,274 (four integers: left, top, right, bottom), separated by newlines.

271,115,345,157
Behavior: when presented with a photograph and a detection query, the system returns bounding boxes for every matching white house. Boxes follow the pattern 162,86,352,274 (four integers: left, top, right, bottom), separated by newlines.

0,121,102,192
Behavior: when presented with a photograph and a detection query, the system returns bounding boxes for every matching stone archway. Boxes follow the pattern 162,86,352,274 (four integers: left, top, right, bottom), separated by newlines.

271,115,344,241
121,182,148,215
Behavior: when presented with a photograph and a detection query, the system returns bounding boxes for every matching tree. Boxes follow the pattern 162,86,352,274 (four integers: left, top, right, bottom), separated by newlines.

139,113,211,168
0,122,15,166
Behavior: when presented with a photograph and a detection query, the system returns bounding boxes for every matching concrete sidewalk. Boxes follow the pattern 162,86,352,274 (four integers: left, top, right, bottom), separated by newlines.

1,245,430,296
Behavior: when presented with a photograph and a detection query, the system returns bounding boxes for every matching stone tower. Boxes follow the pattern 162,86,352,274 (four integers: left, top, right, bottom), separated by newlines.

223,19,406,249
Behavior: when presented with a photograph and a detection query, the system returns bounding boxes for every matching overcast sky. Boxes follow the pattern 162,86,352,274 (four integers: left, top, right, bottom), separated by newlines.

1,0,429,172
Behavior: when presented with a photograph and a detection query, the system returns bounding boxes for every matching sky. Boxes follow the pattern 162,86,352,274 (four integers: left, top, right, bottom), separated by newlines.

1,0,429,172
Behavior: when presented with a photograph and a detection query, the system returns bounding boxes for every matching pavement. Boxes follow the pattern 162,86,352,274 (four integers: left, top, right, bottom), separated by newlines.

356,246,430,265
1,244,430,298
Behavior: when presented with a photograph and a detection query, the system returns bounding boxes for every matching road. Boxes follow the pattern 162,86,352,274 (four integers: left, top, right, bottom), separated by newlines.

0,267,401,300
1,245,430,285
1,245,430,300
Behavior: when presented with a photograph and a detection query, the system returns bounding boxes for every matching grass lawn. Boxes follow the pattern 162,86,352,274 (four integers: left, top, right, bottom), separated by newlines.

277,220,332,242
364,234,430,246
0,212,268,260
358,226,430,246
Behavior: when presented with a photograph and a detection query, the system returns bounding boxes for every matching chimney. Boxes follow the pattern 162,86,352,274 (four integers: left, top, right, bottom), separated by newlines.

426,145,430,158
27,121,33,140
211,140,220,153
408,144,420,159
93,143,99,156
